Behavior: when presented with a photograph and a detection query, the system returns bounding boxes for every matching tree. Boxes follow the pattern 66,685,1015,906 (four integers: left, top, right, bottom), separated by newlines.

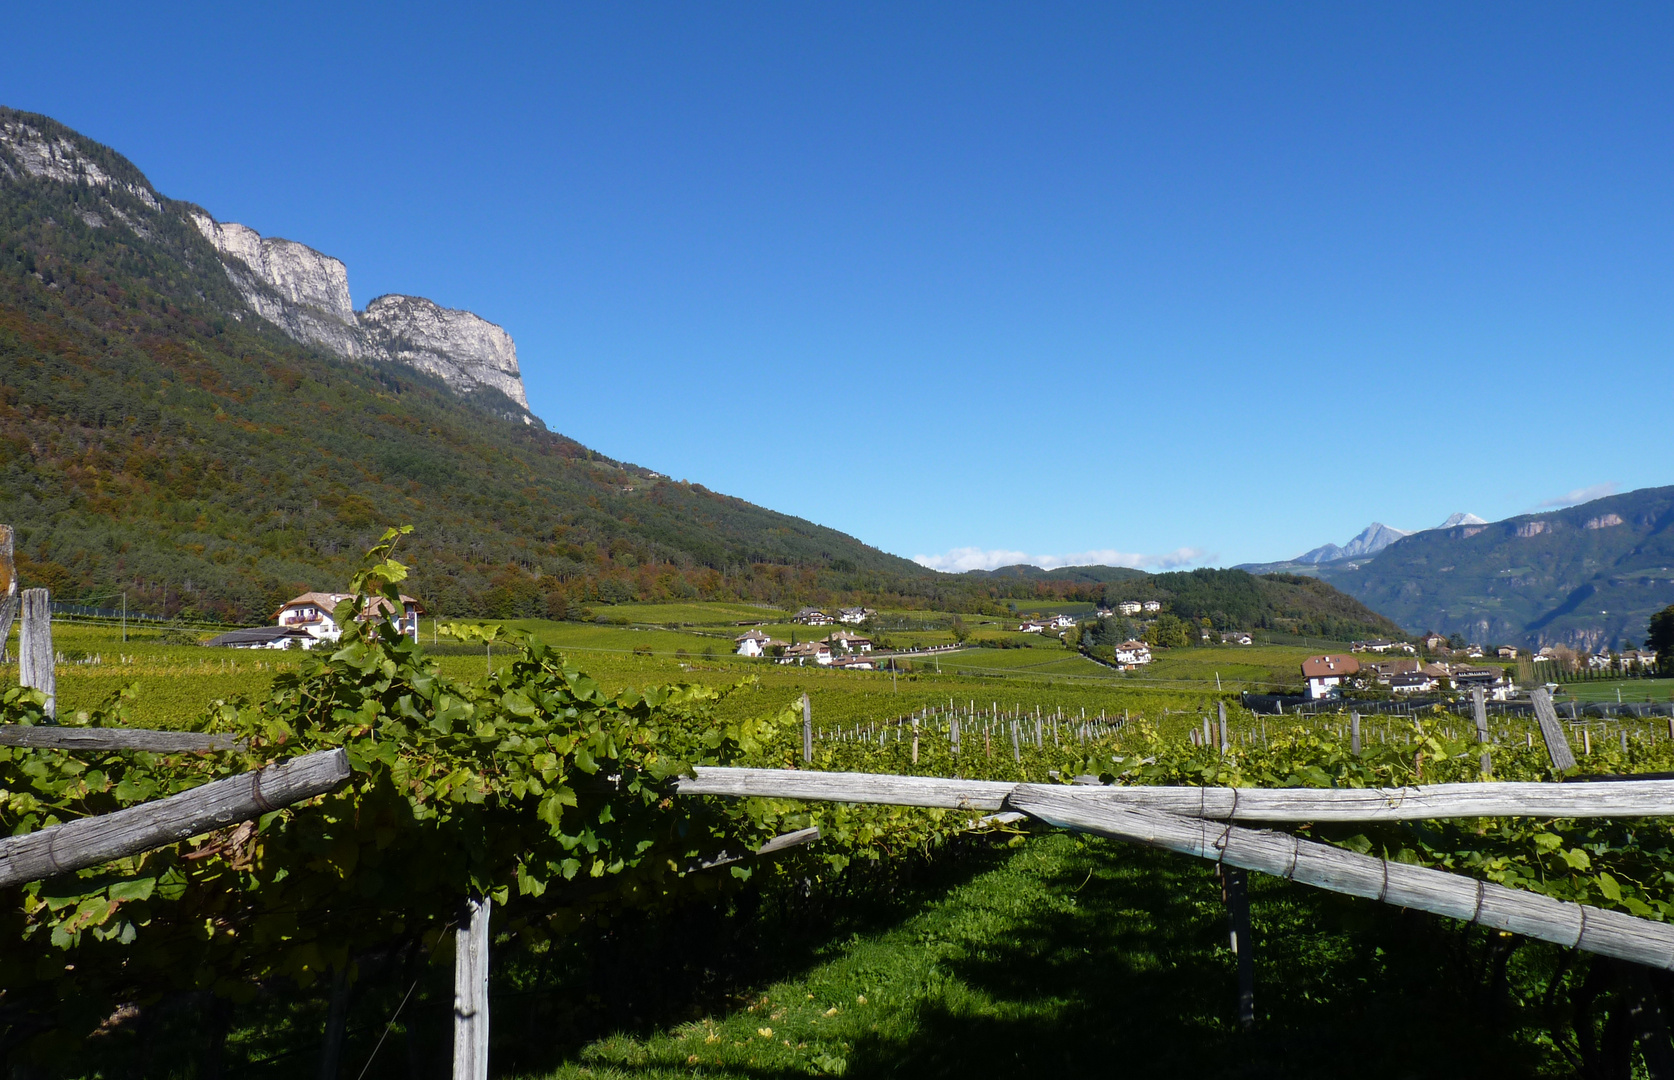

950,615,969,644
1647,605,1674,674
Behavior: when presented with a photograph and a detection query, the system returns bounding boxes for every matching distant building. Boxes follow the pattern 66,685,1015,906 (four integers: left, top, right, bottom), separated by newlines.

275,591,422,643
1301,654,1360,700
779,640,833,666
1018,621,1046,634
1454,665,1516,701
204,625,316,650
1220,631,1253,646
1048,614,1076,630
735,629,780,658
1351,639,1401,654
1114,640,1152,667
1116,601,1143,616
1422,633,1452,653
1497,646,1520,659
1389,672,1437,694
1463,645,1485,659
793,607,835,626
831,655,875,671
1622,649,1659,670
837,607,876,625
823,630,873,654
1142,600,1162,613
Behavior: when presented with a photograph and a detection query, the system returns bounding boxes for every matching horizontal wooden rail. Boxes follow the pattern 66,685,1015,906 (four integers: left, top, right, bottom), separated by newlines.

692,826,822,871
0,749,350,889
674,767,1674,822
0,725,246,753
1009,785,1674,970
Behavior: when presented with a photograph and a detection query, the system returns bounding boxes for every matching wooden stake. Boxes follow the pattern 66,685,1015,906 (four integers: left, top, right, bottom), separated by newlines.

1350,712,1361,756
1530,688,1578,772
19,588,54,718
453,895,491,1080
801,693,812,764
1472,689,1490,775
1220,865,1255,1030
1218,701,1229,753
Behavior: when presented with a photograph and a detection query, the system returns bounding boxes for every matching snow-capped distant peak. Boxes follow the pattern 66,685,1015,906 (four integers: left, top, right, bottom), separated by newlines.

1435,512,1488,529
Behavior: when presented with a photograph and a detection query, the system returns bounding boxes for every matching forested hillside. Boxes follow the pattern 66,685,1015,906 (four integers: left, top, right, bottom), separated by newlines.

0,108,937,622
1317,486,1674,650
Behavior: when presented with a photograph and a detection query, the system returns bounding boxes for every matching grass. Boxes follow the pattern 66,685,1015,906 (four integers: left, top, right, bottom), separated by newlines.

520,831,1549,1079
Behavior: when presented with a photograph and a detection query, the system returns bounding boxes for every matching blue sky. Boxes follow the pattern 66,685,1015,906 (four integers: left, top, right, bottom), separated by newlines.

9,4,1674,570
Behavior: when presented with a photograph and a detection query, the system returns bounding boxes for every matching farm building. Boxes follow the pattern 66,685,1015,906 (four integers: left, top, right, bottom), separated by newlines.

837,607,876,625
823,630,873,654
734,629,782,658
275,591,423,643
779,641,833,666
1142,600,1162,613
1300,654,1359,700
1115,601,1143,616
1114,640,1152,667
204,625,316,650
793,607,835,626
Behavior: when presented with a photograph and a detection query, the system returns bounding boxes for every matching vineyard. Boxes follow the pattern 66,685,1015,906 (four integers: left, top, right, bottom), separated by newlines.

6,545,1674,1075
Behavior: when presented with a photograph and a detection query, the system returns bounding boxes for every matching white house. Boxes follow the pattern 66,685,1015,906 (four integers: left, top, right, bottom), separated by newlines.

735,629,780,658
1497,646,1520,659
779,640,833,666
1220,631,1253,646
838,607,876,625
824,630,873,653
275,591,423,643
794,607,835,626
1388,672,1437,694
1301,654,1360,700
1116,601,1143,616
1018,621,1046,634
1142,600,1161,613
831,655,876,670
1114,640,1152,667
1048,614,1076,630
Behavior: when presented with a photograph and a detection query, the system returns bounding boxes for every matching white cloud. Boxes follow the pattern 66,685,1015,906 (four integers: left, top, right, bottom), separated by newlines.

1532,482,1618,510
912,546,1208,574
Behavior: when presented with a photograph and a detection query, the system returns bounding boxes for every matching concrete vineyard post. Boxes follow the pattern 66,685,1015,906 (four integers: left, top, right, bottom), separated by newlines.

1218,701,1229,753
1530,687,1578,772
911,715,919,765
19,588,54,719
1350,712,1361,755
453,895,491,1080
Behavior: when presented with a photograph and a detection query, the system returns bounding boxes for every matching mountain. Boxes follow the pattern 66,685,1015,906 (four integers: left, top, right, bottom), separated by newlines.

0,107,935,621
1316,487,1674,651
1435,512,1487,529
960,563,1401,640
1239,521,1411,574
962,564,1150,585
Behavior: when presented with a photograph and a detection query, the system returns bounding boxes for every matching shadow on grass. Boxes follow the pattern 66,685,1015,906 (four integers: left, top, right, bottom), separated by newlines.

839,837,1546,1080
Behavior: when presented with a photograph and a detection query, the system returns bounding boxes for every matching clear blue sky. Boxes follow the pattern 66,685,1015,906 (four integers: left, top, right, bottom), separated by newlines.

9,4,1673,570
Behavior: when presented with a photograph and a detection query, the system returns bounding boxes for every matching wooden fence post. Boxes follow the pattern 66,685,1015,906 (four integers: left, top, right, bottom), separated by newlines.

1350,712,1361,756
1220,865,1255,1030
453,895,491,1080
0,525,15,657
1472,688,1491,775
1530,687,1578,772
19,588,54,718
801,693,812,764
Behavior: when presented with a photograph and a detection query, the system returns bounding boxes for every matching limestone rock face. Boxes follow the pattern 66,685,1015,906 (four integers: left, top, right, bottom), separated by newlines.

186,211,532,418
0,115,162,212
360,295,528,410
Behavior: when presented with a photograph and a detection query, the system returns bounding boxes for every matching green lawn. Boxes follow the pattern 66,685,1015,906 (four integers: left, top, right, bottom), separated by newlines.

522,831,1548,1079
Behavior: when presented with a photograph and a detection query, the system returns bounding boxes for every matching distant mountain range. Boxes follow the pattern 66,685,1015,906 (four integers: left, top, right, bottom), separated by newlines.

1241,514,1490,573
1235,492,1674,650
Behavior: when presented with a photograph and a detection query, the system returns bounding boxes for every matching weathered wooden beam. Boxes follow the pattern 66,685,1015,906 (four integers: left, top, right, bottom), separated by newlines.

0,524,15,651
1008,785,1674,970
1531,687,1578,772
0,749,350,888
675,767,1674,822
452,895,491,1080
690,826,823,870
18,588,54,719
0,726,246,753
674,767,1014,810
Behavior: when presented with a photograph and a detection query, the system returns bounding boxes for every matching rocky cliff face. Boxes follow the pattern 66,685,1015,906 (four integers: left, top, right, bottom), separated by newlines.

360,295,528,409
188,212,532,416
0,112,534,421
